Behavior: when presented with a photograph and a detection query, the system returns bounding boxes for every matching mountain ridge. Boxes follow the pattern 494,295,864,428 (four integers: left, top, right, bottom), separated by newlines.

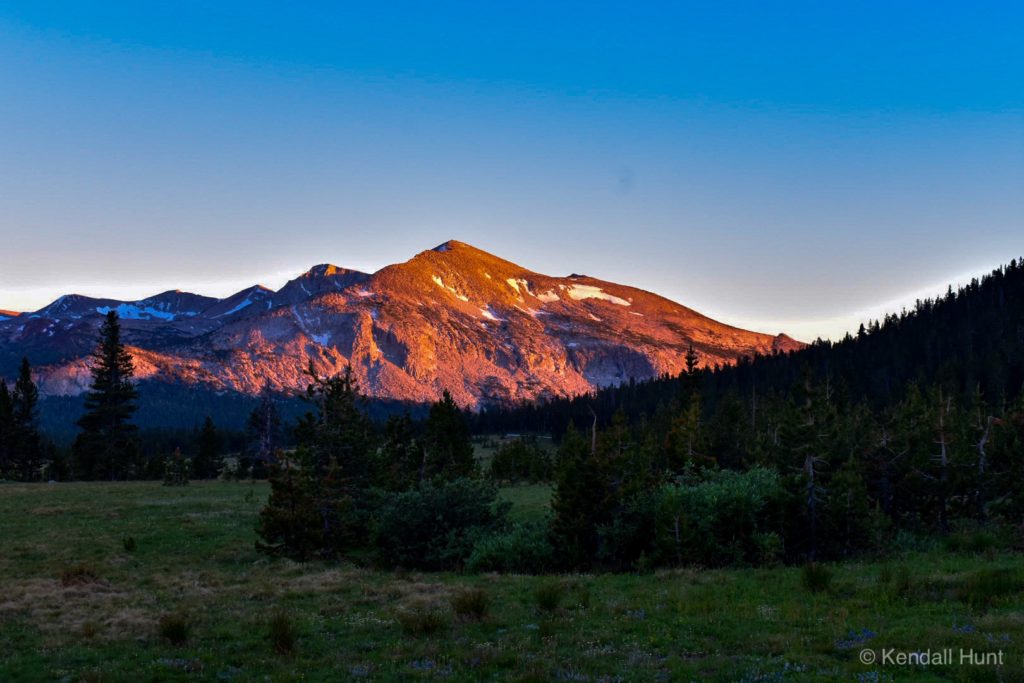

0,241,803,408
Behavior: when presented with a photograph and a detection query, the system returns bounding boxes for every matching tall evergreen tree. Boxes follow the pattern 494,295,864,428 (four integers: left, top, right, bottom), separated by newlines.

193,416,223,479
256,450,324,561
72,311,139,479
376,412,423,491
243,391,281,479
549,421,611,569
301,363,375,554
299,362,373,480
422,390,475,481
10,358,43,480
0,380,13,478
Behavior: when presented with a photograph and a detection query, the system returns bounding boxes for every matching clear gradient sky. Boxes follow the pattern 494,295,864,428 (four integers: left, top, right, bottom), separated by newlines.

1,2,1021,340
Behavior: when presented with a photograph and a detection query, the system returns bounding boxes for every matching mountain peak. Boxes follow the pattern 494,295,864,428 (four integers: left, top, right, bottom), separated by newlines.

432,240,463,253
301,263,348,278
273,263,370,306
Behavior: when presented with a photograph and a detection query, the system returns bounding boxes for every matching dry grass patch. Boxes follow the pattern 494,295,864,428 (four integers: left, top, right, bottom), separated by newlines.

0,577,155,644
285,567,365,594
60,564,100,586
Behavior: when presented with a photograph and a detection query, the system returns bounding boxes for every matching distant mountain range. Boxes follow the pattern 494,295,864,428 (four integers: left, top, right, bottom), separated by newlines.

0,240,802,408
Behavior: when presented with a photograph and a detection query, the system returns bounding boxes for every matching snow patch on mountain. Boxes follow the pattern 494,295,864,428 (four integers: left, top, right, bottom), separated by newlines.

219,298,254,317
96,304,178,321
480,306,505,322
564,285,631,306
432,275,470,302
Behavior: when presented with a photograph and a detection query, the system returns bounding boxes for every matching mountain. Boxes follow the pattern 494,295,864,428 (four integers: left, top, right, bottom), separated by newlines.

200,285,276,320
272,264,370,306
0,240,802,408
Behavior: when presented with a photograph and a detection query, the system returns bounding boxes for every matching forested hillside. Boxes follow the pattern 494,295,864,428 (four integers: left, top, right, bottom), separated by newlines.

473,259,1024,566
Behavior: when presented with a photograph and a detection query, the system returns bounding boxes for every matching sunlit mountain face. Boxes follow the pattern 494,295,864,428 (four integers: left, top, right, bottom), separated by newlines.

0,241,802,407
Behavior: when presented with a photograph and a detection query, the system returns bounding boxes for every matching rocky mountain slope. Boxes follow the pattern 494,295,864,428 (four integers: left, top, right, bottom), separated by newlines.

0,241,802,407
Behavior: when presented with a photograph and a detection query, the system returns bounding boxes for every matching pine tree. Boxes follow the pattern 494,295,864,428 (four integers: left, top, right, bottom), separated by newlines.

300,362,373,481
684,344,699,376
10,358,43,480
243,392,281,479
72,311,139,480
193,416,222,479
256,450,323,560
0,380,13,478
376,412,422,491
549,421,610,569
302,363,376,553
422,390,475,481
664,393,707,473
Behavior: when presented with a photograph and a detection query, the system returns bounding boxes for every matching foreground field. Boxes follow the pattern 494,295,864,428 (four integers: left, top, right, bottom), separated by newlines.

1,482,1022,682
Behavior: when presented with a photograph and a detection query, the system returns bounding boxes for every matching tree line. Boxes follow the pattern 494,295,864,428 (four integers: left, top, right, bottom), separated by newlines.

0,311,249,481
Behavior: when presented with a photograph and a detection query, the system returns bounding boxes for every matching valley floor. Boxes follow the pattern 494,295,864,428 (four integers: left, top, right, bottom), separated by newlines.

0,481,1021,682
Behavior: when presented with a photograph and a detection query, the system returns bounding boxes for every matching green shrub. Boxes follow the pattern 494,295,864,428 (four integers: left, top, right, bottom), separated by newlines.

534,581,564,611
450,587,489,621
396,607,449,636
466,522,554,574
601,466,785,569
122,536,137,552
268,612,296,654
801,563,833,594
372,478,506,570
158,613,190,645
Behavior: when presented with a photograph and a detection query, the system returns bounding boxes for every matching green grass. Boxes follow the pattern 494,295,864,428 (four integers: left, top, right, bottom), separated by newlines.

1,481,1023,681
497,482,553,523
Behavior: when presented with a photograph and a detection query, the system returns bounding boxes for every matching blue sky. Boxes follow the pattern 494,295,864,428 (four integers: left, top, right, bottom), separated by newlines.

0,1,1021,339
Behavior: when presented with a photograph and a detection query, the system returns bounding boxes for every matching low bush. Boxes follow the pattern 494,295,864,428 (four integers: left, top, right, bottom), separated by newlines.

801,563,833,594
466,522,554,574
450,587,489,621
396,607,449,636
600,467,785,569
158,613,190,645
268,612,296,654
372,478,507,570
534,581,564,611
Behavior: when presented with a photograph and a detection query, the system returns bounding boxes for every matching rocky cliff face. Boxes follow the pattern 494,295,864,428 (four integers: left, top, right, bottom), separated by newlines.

0,241,802,407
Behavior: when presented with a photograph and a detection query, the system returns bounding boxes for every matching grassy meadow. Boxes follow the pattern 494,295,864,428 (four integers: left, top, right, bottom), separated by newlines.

1,480,1023,682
